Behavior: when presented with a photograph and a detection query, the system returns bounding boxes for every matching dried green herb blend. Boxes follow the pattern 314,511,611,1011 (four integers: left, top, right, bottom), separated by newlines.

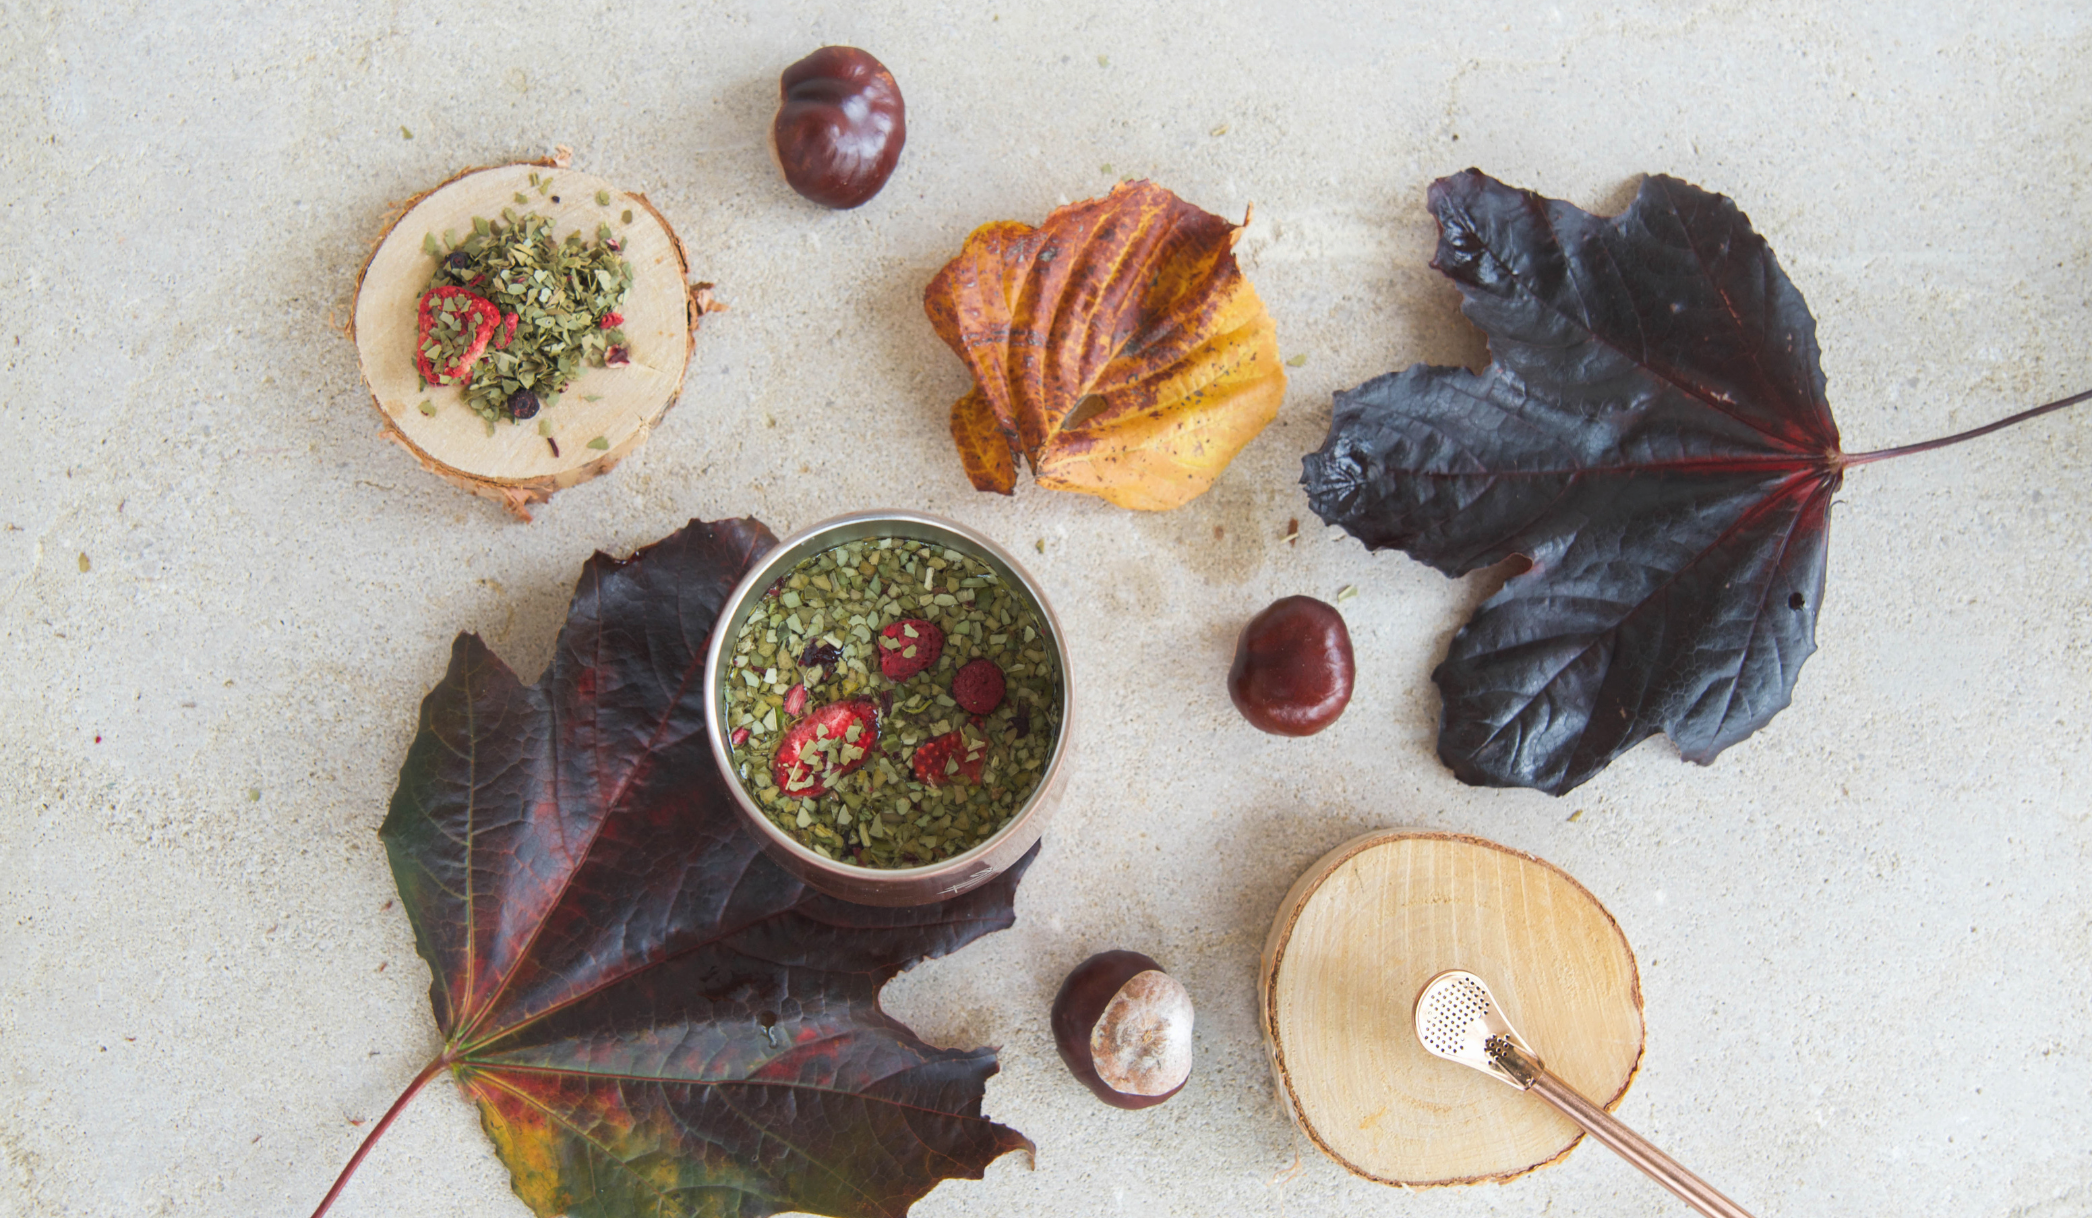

723,537,1062,869
418,177,633,425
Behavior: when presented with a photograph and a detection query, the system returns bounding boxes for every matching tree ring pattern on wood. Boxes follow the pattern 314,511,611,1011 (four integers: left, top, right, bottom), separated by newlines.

1259,830,1644,1186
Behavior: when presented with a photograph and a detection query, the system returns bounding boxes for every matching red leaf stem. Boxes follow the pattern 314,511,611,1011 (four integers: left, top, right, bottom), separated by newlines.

308,1055,448,1218
1841,387,2092,468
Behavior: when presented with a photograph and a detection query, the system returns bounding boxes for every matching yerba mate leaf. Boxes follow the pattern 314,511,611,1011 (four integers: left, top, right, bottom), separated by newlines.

374,517,1034,1218
925,180,1285,511
1303,170,1845,795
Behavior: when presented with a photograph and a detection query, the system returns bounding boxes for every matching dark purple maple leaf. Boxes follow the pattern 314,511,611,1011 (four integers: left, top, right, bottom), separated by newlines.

315,517,1034,1218
1303,170,1844,795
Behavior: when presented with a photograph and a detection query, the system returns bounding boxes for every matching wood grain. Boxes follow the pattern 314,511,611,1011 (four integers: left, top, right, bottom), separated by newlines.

1260,830,1643,1186
351,160,701,519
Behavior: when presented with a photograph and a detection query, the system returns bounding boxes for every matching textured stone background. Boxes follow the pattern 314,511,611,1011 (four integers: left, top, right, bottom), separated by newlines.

3,3,2089,1216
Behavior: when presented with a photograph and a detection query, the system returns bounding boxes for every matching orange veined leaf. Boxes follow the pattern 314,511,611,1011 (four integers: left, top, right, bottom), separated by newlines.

924,180,1286,511
950,387,1018,495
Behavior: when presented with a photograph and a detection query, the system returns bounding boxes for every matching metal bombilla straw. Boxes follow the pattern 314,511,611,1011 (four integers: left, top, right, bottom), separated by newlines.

1413,971,1758,1218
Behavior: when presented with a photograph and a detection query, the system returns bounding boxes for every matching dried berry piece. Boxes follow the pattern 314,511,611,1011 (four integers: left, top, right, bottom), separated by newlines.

1051,951,1194,1109
952,658,1006,715
507,388,540,420
414,286,501,386
784,683,809,717
878,618,945,681
772,46,906,209
772,698,879,798
911,730,985,787
798,639,843,686
1228,596,1355,736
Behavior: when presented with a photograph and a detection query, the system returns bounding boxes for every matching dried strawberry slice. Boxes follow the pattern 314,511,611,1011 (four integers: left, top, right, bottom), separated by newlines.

414,286,501,386
911,729,987,787
951,658,1006,715
878,618,945,681
772,698,879,798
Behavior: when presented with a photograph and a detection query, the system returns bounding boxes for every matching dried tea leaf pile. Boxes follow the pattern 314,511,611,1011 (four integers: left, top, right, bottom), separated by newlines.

723,537,1062,868
417,172,635,426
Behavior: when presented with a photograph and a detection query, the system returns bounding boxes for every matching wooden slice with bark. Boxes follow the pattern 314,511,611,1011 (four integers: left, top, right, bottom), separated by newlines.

351,157,715,520
1260,830,1644,1186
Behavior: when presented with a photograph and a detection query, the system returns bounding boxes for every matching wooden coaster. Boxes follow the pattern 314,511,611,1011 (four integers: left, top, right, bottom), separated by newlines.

351,158,710,520
1259,831,1644,1186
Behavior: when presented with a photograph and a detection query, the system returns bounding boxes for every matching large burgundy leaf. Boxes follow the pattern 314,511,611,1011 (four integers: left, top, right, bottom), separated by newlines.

1303,170,1845,795
377,518,1034,1218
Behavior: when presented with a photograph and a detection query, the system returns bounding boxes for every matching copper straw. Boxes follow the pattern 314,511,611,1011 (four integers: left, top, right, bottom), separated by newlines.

1414,970,1758,1218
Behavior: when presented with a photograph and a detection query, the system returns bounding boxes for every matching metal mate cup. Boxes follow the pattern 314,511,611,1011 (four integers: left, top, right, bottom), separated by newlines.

703,510,1074,906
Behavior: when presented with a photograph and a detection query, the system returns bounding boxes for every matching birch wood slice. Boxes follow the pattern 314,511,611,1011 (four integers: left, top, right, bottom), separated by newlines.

352,160,699,519
1259,831,1644,1186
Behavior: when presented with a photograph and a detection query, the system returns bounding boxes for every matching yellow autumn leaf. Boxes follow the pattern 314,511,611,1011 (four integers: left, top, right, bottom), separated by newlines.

923,181,1285,510
950,387,1017,495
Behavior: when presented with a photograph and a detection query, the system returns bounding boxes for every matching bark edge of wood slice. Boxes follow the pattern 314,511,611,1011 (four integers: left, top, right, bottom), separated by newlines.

351,158,704,520
1259,830,1644,1186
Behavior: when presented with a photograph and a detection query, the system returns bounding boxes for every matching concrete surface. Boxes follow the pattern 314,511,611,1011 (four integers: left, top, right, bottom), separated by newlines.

3,3,2089,1216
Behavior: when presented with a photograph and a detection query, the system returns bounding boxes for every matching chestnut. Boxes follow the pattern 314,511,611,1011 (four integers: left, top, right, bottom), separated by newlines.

1228,595,1354,736
1050,951,1193,1109
771,46,906,209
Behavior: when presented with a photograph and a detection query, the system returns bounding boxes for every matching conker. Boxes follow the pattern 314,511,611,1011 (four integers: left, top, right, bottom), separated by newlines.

1227,595,1354,736
771,46,906,209
1050,950,1193,1109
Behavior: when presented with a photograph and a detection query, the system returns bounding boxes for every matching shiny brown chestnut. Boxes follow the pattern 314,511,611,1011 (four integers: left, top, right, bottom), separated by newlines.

772,46,906,209
1050,951,1194,1109
1228,595,1354,736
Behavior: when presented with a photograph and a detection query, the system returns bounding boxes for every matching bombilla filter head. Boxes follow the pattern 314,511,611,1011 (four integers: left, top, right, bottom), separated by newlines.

1413,969,1542,1090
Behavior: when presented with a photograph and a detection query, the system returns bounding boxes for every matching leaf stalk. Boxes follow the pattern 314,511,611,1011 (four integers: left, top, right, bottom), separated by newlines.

308,1055,450,1218
1842,388,2092,467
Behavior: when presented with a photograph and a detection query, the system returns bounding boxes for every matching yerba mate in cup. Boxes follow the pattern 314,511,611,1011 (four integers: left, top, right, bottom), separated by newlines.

704,512,1072,906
